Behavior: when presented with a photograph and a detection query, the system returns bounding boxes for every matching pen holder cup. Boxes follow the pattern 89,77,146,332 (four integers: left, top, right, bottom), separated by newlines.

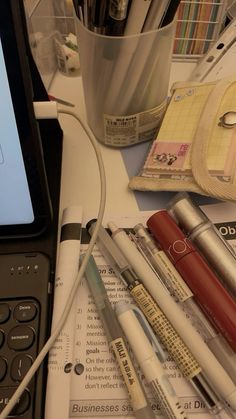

75,18,176,147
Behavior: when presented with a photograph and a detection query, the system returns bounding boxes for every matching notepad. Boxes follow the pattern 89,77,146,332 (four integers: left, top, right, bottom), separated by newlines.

129,75,236,201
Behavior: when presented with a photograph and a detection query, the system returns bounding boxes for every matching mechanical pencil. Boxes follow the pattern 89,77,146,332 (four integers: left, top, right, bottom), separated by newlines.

133,223,236,384
168,192,236,297
45,206,83,419
82,254,156,419
147,210,236,352
115,301,188,419
106,220,236,410
87,220,234,415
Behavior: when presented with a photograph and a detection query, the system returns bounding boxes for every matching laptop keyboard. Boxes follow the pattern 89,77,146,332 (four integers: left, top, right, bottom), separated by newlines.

0,299,40,416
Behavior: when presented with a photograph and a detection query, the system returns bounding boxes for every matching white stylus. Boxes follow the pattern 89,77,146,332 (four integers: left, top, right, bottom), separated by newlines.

116,301,187,419
45,206,83,419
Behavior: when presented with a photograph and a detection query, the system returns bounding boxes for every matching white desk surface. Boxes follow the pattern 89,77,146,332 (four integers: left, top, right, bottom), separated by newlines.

49,62,196,221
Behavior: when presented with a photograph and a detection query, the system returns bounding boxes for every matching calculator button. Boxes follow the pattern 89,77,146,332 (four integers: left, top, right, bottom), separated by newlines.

11,354,32,381
14,302,37,322
0,304,10,324
0,358,7,381
0,387,30,415
7,326,35,351
0,331,4,348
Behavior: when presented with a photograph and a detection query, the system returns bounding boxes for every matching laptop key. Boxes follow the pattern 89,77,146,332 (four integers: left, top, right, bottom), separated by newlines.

7,326,35,351
11,355,33,382
0,387,30,415
14,303,37,323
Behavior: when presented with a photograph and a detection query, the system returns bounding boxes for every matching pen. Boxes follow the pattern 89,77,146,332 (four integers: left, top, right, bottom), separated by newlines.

90,0,108,34
73,0,84,22
115,301,188,419
72,0,80,18
147,210,236,352
78,0,85,23
105,220,236,411
82,254,156,419
142,0,171,32
87,220,234,415
107,0,130,36
124,0,152,35
45,206,83,419
160,0,181,28
168,192,236,297
51,206,83,324
133,223,236,384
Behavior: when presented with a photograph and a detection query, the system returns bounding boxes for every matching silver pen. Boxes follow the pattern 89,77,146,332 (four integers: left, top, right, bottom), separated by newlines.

82,254,156,419
168,192,236,297
133,223,236,384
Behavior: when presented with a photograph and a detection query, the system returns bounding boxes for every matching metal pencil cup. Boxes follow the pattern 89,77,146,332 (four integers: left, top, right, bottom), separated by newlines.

76,18,176,147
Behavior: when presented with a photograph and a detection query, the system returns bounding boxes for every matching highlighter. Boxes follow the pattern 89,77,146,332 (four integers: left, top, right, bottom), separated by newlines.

147,210,236,352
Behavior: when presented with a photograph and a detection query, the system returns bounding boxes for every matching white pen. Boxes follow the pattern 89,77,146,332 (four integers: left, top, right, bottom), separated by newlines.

133,223,236,384
116,301,188,419
108,221,236,411
45,206,83,419
83,254,156,419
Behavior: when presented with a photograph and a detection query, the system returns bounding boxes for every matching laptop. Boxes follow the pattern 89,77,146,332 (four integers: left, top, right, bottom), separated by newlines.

0,1,63,417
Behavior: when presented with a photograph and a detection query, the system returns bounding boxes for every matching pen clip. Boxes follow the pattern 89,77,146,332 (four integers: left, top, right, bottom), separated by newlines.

122,302,167,363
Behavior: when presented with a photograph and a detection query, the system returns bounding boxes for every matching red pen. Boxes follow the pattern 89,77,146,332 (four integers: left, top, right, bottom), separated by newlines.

147,210,236,352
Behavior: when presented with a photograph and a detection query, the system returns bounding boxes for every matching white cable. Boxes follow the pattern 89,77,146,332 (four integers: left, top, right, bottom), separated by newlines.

0,107,106,419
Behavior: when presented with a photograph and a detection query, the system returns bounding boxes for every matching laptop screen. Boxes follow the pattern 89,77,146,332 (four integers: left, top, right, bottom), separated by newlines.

0,38,34,226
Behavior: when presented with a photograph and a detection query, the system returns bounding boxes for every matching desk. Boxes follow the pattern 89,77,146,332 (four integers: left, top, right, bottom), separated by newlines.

49,62,196,220
46,62,236,419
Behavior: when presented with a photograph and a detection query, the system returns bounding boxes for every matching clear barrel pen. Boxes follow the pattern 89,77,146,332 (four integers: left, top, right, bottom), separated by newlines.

82,254,156,419
133,223,236,384
105,220,236,412
115,301,188,419
168,192,236,297
86,219,235,416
